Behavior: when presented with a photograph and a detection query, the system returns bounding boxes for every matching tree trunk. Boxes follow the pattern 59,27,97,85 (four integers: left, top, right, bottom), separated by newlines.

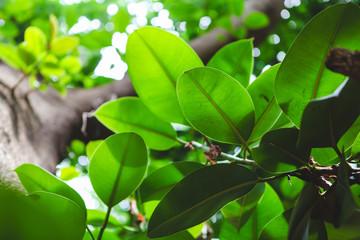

0,0,284,185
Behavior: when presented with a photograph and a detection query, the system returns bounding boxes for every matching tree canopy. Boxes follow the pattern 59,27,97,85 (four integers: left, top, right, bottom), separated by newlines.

1,0,360,239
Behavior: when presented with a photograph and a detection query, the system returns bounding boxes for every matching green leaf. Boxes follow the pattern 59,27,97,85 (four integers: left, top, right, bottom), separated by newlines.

221,183,265,229
51,35,79,56
228,0,244,15
39,53,64,77
71,139,85,155
297,78,360,149
0,43,25,70
139,162,204,203
334,158,359,228
288,183,321,240
129,231,194,240
252,128,310,173
89,133,148,207
126,26,203,124
279,176,305,200
86,140,103,159
60,56,82,74
87,209,121,227
59,166,81,181
17,42,37,66
24,26,47,57
0,191,86,240
50,14,59,41
95,97,177,150
177,67,255,148
147,164,258,238
259,209,292,240
269,112,293,131
220,183,284,239
351,132,360,158
14,163,86,217
247,64,282,143
326,210,360,240
244,12,269,29
207,39,253,87
311,117,360,165
275,3,360,127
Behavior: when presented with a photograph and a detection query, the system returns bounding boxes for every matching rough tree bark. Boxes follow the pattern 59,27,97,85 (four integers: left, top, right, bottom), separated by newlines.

0,0,284,185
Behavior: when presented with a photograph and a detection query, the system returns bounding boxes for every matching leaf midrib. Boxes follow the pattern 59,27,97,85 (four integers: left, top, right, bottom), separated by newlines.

311,7,346,100
248,98,276,143
187,73,249,148
266,143,308,166
107,135,132,208
135,31,176,87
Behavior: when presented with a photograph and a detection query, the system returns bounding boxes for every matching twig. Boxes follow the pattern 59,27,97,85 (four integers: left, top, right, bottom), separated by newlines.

177,138,257,166
86,226,95,240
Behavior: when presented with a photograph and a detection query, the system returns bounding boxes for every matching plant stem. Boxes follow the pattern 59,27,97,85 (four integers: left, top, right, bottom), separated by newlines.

86,226,95,240
177,138,257,166
97,205,113,240
332,145,344,161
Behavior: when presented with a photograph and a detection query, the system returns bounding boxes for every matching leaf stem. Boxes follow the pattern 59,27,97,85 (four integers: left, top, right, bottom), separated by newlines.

332,145,344,161
97,205,112,240
177,138,257,166
86,226,95,240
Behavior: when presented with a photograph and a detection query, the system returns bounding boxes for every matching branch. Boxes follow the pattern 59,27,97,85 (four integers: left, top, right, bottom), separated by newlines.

177,138,257,166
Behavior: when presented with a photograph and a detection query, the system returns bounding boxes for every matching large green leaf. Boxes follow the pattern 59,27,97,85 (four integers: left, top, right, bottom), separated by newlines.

297,78,360,149
274,3,360,127
89,133,148,207
14,163,86,217
95,97,177,150
220,183,284,239
252,128,310,173
221,183,265,230
86,140,103,159
129,231,194,240
259,209,292,240
0,191,86,240
207,39,253,87
352,128,360,158
260,210,328,240
0,43,25,70
139,162,204,203
325,210,360,240
288,183,321,240
177,67,255,148
247,64,282,143
126,26,203,124
311,116,360,165
147,164,258,238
